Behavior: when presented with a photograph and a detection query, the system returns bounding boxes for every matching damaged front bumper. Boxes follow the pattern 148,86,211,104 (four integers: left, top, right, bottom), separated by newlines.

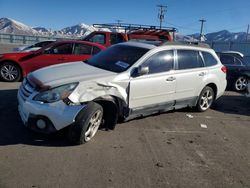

17,90,85,134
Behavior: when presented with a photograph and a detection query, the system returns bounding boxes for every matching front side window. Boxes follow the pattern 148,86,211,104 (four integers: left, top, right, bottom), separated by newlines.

177,50,204,70
142,50,174,74
86,45,149,73
202,52,218,66
73,43,92,55
46,43,73,54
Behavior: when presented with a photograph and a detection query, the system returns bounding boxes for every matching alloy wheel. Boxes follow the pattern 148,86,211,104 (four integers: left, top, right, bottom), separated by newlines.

0,64,18,81
199,89,214,111
235,77,248,91
85,110,103,142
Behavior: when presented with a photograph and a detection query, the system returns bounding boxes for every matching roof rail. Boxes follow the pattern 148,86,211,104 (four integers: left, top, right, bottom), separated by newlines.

92,23,177,33
161,41,211,48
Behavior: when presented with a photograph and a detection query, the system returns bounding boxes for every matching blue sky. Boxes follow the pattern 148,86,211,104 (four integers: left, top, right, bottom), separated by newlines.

0,0,250,34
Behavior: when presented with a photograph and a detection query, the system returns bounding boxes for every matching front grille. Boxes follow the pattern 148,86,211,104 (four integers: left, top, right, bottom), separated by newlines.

19,78,36,101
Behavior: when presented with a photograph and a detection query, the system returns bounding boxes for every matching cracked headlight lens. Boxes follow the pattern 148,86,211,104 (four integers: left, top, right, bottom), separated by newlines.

34,82,78,103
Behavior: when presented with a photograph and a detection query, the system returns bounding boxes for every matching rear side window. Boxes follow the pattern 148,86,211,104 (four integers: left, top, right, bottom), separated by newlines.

92,46,101,55
142,50,174,74
202,52,218,66
219,54,243,66
177,50,204,70
73,43,92,55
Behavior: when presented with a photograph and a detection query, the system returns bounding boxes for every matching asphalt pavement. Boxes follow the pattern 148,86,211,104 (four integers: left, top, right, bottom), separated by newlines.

0,82,249,188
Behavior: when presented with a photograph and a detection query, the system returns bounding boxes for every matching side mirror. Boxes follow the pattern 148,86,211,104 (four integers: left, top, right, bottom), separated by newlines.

131,66,149,77
138,66,149,76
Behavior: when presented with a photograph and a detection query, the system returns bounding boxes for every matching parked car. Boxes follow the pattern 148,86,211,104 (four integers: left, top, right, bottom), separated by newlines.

18,42,227,144
0,40,106,82
83,23,176,47
13,40,56,52
217,51,250,91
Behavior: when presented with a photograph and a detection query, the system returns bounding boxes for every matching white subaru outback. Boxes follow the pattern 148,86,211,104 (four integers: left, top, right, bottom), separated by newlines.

18,42,227,144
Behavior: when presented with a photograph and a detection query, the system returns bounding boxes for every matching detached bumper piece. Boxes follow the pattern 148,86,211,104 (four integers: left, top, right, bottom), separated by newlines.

26,114,57,134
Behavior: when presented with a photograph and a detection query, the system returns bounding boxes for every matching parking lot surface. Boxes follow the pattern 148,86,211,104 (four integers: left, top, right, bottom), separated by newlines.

0,81,249,188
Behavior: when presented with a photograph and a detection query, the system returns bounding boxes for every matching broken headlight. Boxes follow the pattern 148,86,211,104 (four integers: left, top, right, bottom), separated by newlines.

34,82,78,103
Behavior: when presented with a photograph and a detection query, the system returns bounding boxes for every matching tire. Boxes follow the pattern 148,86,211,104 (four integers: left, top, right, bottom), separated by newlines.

234,76,248,91
0,62,21,82
68,102,103,145
196,86,214,112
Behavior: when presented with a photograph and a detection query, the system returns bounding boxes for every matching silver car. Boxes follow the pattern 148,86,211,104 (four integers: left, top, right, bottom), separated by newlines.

18,42,227,144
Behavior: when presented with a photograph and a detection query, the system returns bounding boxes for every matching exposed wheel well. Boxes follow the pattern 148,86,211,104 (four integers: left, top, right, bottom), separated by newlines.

94,96,125,130
0,60,24,79
206,83,217,98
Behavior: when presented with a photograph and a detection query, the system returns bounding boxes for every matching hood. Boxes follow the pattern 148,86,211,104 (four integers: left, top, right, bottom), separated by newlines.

28,61,117,86
2,51,31,58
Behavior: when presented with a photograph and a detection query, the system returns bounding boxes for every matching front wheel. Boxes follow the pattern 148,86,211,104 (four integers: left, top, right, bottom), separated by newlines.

234,76,248,91
196,86,214,112
0,62,21,82
68,102,103,145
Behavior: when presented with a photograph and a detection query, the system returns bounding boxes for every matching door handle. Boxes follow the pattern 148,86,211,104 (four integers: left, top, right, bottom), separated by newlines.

199,72,206,76
166,77,176,81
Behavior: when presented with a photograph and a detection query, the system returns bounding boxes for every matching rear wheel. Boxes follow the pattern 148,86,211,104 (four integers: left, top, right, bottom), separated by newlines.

234,76,248,91
68,102,103,145
196,86,214,112
0,62,21,82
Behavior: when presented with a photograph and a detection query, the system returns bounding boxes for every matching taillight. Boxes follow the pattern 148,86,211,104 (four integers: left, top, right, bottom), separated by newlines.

221,66,227,74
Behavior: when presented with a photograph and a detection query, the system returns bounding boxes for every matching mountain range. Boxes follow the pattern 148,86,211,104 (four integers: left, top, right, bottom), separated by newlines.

0,17,248,42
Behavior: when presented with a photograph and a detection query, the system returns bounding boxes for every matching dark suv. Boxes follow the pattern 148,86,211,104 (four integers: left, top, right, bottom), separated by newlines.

217,51,250,91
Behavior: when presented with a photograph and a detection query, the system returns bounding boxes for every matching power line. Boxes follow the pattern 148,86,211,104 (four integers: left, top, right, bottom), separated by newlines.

157,5,167,29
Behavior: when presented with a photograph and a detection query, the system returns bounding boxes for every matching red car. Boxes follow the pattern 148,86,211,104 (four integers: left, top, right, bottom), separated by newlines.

0,40,106,82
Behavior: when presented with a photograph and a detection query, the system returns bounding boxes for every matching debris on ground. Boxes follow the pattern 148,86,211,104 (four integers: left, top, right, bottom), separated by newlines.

188,140,194,144
200,124,207,129
186,114,194,118
155,162,164,168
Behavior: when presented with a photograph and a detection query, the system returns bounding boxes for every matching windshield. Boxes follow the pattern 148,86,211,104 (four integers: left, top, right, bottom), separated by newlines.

85,45,149,73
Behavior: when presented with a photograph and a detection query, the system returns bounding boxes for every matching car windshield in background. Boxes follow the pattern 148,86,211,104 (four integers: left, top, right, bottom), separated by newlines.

243,56,250,66
85,45,149,73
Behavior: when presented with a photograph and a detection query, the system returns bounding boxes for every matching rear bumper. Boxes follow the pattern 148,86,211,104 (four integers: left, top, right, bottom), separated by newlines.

17,90,85,133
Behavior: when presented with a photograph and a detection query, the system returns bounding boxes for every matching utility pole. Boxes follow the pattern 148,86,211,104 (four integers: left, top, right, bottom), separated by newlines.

115,20,122,26
157,5,167,29
246,24,249,41
199,19,206,41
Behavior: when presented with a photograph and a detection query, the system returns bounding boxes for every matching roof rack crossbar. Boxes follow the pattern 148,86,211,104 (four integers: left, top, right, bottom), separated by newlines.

92,23,177,33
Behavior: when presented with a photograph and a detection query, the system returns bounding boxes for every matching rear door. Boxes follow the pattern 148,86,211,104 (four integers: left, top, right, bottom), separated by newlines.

129,50,176,110
219,54,243,80
174,49,208,103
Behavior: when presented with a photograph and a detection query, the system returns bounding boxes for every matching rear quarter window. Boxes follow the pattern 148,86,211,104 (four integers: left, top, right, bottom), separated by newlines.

202,52,218,67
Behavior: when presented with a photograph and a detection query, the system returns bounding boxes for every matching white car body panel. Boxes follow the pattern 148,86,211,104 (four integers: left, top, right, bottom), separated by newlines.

18,42,227,132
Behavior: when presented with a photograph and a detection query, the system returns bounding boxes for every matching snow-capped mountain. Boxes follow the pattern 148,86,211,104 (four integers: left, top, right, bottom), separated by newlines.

0,17,39,35
189,30,248,42
0,17,249,42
